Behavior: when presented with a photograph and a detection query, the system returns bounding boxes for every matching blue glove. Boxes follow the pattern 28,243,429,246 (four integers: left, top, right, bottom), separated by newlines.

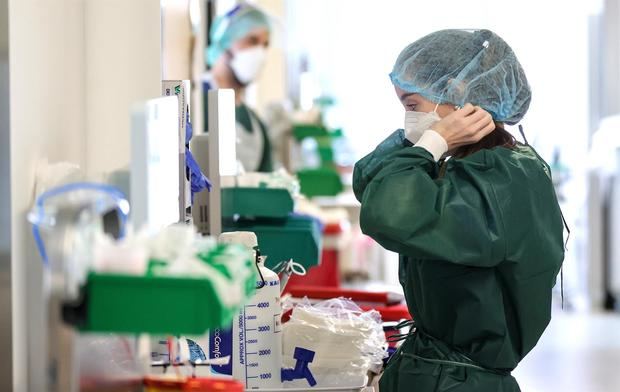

185,109,212,200
186,148,212,195
185,107,193,145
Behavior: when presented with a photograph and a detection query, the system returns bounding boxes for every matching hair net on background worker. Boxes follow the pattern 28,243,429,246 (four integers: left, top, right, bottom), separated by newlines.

390,29,531,125
206,3,272,66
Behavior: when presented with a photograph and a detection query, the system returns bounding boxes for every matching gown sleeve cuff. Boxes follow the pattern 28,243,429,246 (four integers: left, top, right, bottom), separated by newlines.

404,128,422,144
414,130,449,161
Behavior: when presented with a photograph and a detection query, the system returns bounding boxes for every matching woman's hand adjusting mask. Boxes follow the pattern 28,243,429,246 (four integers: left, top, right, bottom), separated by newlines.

430,103,495,150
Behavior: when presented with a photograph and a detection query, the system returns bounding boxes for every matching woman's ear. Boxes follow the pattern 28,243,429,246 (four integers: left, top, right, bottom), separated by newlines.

436,103,458,118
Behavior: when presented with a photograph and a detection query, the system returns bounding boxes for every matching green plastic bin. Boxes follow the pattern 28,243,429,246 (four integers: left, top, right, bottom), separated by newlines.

79,273,234,335
221,187,294,219
297,168,343,197
318,146,334,164
223,215,322,270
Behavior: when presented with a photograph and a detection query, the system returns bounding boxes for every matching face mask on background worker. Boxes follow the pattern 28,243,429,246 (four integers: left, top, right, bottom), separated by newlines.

228,45,267,85
206,3,272,85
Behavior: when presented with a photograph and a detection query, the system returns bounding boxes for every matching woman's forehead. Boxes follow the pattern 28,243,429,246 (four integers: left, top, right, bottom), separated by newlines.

244,27,269,40
394,86,420,100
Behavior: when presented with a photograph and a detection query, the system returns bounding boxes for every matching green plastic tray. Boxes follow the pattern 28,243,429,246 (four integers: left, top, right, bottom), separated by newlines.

81,273,235,335
221,187,294,219
292,124,329,140
297,168,343,197
223,216,322,270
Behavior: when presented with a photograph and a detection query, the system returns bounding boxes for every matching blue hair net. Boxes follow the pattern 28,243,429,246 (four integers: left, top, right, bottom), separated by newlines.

206,3,271,66
390,29,531,125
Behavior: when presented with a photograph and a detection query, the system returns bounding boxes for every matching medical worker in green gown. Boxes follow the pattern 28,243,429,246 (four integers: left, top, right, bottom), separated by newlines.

203,3,273,172
353,29,565,392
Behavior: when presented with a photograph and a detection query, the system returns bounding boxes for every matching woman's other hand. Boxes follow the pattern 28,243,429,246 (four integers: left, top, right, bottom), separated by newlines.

431,104,495,150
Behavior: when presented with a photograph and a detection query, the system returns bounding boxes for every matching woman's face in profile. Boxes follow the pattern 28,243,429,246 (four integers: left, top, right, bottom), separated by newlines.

394,86,456,118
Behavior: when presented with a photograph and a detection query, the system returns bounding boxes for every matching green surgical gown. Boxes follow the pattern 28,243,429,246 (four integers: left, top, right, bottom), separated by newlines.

353,130,565,392
236,103,274,173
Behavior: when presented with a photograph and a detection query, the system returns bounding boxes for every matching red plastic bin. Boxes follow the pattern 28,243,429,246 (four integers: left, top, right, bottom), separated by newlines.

284,222,345,290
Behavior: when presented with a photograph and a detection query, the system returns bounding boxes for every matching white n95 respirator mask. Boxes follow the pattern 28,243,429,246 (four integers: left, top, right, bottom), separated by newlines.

230,46,267,85
404,110,441,143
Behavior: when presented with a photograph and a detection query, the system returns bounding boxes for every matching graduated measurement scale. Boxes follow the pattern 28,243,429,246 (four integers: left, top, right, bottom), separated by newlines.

232,272,283,389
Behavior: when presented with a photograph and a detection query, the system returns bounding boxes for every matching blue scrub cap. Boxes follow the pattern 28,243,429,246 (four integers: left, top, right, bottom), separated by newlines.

206,3,271,66
390,29,531,125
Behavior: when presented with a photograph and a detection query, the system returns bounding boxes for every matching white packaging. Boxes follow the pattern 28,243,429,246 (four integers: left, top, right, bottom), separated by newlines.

162,80,190,154
220,169,301,198
92,233,148,275
282,298,387,389
131,96,180,230
162,80,191,223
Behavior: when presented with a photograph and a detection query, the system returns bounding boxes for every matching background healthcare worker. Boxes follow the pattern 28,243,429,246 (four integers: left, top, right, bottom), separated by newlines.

203,3,273,172
353,29,565,391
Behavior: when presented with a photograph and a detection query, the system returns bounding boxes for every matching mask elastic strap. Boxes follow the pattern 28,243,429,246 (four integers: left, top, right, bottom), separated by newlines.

433,103,440,113
559,210,570,310
518,124,529,145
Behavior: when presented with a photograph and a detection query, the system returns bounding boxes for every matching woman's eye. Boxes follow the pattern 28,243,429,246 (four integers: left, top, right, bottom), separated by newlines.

406,104,417,111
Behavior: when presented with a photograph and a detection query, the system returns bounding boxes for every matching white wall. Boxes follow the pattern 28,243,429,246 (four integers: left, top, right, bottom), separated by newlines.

253,0,287,114
162,0,193,80
85,0,163,176
161,0,205,135
8,0,162,390
9,1,86,389
602,0,620,117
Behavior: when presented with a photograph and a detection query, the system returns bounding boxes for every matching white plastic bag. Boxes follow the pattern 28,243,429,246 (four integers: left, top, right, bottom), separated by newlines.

221,169,300,197
282,297,387,388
